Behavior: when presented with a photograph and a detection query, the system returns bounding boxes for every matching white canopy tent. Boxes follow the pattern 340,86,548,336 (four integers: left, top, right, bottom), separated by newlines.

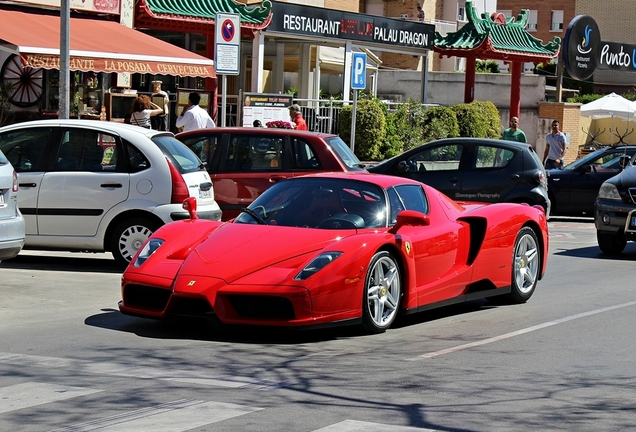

580,93,636,145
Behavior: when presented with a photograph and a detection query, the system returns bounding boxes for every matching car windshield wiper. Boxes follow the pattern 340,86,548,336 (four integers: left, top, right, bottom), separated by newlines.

240,208,266,225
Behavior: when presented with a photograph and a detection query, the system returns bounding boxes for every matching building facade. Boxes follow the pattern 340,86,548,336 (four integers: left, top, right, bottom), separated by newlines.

497,0,636,93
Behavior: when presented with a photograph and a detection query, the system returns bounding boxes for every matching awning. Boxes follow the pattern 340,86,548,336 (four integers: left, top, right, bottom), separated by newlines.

0,9,216,78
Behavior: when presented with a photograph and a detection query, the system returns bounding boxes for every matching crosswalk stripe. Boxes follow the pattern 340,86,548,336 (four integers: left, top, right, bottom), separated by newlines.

0,352,290,389
313,420,438,432
0,382,101,414
48,399,262,432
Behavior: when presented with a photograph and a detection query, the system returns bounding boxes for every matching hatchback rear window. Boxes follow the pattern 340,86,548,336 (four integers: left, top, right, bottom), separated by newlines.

152,135,204,174
324,136,364,171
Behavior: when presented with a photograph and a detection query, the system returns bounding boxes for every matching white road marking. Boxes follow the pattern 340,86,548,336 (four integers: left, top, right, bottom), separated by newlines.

49,399,262,432
408,300,636,360
0,352,290,390
314,420,437,431
0,382,101,414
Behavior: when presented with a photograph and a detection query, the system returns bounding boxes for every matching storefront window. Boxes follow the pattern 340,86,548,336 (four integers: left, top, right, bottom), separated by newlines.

43,70,110,119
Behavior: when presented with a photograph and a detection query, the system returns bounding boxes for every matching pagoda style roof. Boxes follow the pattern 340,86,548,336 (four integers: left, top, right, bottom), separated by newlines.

134,0,272,33
435,1,560,61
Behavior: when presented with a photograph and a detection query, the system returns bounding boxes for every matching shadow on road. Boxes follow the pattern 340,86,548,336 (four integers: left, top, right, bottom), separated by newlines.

554,243,636,260
3,252,121,273
85,298,501,344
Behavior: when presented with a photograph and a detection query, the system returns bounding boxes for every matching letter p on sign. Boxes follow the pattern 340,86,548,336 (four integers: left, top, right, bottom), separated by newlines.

351,52,367,90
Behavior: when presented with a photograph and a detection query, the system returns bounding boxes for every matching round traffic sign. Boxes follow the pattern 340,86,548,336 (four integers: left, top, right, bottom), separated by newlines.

221,19,236,43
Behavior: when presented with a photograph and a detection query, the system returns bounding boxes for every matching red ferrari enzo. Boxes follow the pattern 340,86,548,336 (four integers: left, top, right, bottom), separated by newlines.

119,173,549,333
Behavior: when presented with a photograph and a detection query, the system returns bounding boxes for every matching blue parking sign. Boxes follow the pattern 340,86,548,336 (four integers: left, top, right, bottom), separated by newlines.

351,52,367,90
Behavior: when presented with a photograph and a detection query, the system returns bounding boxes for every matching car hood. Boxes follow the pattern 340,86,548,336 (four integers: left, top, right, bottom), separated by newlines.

178,224,354,283
611,165,636,187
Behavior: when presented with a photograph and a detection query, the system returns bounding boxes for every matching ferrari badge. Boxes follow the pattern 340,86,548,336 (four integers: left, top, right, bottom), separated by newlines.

405,241,411,255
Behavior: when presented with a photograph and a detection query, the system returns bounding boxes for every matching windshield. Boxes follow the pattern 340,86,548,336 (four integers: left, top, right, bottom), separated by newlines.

234,177,387,229
152,135,204,174
324,137,364,171
563,148,629,171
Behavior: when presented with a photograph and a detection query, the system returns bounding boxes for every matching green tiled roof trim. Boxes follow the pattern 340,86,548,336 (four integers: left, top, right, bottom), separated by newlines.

143,0,272,26
435,0,560,57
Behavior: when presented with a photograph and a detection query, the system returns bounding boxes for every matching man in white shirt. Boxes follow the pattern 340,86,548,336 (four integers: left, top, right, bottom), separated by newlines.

176,92,216,132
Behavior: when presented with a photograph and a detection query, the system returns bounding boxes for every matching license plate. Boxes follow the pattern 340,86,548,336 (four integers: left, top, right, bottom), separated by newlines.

200,189,212,199
0,193,4,205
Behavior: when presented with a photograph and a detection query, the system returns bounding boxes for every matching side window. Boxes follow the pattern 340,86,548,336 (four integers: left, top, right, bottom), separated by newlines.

292,138,321,169
406,144,463,172
55,129,116,172
180,135,218,165
595,152,626,172
125,141,149,173
222,136,254,172
0,127,53,172
475,145,515,168
387,188,404,226
395,185,428,214
250,136,285,170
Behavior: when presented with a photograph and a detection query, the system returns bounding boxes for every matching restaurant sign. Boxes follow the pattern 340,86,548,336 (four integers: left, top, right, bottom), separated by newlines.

268,1,434,51
21,54,216,78
563,14,636,81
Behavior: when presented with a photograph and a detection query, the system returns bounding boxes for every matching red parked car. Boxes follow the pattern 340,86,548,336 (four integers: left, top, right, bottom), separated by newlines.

177,127,366,220
119,173,549,334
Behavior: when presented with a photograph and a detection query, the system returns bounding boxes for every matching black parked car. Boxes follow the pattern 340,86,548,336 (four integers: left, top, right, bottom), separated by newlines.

368,138,550,212
549,146,636,216
595,152,636,254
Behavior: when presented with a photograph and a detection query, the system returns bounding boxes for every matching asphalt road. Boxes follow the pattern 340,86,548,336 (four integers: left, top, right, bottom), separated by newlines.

1,218,635,432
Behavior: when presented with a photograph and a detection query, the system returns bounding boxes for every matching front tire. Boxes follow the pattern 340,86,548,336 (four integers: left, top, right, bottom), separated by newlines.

507,227,540,303
361,251,401,333
111,217,160,268
597,230,627,255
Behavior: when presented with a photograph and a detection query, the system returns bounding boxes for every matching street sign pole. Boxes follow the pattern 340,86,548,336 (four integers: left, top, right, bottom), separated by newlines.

350,52,367,153
215,13,240,127
351,91,357,153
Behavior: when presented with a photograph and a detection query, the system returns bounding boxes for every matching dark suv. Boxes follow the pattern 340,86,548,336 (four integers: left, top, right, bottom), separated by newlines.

368,138,550,212
595,154,636,254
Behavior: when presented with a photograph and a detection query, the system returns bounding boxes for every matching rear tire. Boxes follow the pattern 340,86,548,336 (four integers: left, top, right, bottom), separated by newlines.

507,227,540,303
111,217,160,268
361,251,401,333
597,230,626,255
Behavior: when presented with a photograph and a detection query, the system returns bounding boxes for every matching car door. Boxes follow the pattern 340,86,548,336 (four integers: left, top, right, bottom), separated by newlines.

461,143,520,202
394,142,464,199
567,150,631,214
36,128,130,237
0,126,56,235
387,185,468,305
213,133,291,219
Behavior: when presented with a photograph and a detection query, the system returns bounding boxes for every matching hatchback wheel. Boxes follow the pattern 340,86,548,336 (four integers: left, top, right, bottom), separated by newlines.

111,218,160,268
597,230,626,255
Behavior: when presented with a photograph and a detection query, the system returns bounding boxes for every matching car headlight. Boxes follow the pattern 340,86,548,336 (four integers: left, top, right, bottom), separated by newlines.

133,238,165,267
294,251,343,280
598,183,621,200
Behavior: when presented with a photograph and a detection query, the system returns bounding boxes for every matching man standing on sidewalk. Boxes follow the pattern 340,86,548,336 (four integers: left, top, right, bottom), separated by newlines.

501,116,527,143
544,120,567,169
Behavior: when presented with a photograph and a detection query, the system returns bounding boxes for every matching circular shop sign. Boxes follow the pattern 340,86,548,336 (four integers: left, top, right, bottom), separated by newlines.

562,15,601,81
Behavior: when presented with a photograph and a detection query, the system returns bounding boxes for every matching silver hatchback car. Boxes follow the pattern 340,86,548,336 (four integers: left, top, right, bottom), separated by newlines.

0,148,25,262
0,120,221,267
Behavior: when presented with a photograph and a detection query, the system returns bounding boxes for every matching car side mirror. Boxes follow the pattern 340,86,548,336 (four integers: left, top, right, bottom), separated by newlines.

581,164,592,173
619,155,631,169
388,210,430,234
182,197,199,219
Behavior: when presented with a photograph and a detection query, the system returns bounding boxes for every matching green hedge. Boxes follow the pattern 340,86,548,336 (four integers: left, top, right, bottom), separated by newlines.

339,98,386,161
339,99,500,161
